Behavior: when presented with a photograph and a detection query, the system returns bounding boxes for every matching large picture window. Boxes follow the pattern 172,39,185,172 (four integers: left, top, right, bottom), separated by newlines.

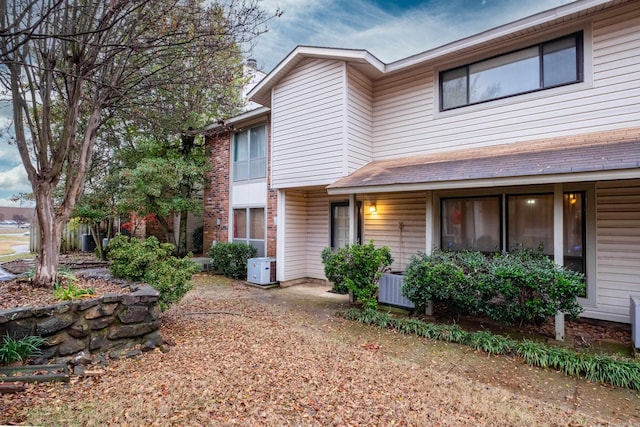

441,196,501,252
507,194,554,254
233,125,266,181
440,32,582,110
233,207,265,256
441,191,586,277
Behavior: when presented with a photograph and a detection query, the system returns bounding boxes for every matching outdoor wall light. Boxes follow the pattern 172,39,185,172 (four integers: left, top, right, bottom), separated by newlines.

369,203,377,214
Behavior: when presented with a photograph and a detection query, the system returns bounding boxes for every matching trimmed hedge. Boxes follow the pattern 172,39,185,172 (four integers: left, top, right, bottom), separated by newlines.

208,241,257,279
403,249,584,325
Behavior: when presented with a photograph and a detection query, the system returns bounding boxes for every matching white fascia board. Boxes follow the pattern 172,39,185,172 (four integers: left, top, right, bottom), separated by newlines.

203,106,270,132
326,169,640,195
386,0,614,73
247,46,385,104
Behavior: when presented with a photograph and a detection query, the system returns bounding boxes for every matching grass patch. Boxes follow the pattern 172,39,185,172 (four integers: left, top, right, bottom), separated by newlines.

340,307,640,390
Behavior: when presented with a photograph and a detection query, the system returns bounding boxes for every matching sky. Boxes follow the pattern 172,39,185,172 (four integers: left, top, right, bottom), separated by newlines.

0,0,572,207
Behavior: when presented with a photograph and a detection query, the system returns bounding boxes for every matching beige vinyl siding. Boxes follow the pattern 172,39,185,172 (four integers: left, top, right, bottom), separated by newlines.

363,192,427,272
282,188,331,281
372,4,640,160
305,190,331,279
271,59,346,188
347,67,373,174
283,190,308,281
592,180,640,323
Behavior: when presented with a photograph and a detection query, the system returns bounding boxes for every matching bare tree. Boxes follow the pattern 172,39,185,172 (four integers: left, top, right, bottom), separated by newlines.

0,0,272,287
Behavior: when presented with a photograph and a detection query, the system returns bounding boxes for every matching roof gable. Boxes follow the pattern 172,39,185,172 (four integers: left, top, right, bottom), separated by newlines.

249,0,630,107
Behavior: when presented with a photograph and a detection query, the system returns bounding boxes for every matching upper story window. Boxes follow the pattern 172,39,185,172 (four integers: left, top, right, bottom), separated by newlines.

440,32,583,111
233,124,266,181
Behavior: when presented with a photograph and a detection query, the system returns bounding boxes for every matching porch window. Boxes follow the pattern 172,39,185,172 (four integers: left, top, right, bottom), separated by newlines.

507,194,554,254
233,125,266,181
563,192,585,275
440,32,582,110
233,207,265,256
441,196,501,252
441,191,586,276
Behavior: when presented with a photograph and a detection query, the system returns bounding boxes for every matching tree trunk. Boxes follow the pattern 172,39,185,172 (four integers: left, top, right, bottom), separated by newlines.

90,224,105,260
155,214,177,249
34,186,65,288
177,210,188,257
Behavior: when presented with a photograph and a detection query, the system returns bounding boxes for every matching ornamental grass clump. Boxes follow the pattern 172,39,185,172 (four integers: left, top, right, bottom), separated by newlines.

0,335,47,365
339,309,640,390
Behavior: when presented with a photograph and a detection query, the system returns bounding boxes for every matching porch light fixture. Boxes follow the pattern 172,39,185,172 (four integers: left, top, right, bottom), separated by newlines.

369,203,377,214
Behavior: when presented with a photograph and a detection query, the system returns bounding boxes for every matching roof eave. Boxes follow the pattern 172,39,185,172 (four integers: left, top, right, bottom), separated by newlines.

326,169,640,195
386,0,616,72
247,46,386,107
202,106,270,133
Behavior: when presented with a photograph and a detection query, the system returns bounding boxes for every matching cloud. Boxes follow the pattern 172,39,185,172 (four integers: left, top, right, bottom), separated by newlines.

0,164,30,192
250,0,572,71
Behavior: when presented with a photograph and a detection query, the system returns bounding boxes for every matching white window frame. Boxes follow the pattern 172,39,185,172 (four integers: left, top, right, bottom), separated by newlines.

232,125,266,182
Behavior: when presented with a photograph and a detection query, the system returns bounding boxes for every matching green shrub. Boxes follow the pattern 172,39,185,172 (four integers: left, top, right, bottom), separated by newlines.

483,249,584,325
403,251,480,315
0,335,47,365
321,241,393,310
320,245,350,294
402,248,584,326
208,241,257,279
107,235,197,310
107,235,174,281
144,257,198,310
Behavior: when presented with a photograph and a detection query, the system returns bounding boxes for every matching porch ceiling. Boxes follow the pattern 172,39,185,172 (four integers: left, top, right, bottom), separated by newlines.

327,130,640,194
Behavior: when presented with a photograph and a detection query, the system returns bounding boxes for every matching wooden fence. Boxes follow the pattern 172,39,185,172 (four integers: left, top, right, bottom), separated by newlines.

29,221,91,253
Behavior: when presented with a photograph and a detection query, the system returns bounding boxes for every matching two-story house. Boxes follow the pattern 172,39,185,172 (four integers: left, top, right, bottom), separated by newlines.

204,0,640,325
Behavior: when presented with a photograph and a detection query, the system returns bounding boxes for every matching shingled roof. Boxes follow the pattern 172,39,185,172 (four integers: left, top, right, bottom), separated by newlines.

327,129,640,194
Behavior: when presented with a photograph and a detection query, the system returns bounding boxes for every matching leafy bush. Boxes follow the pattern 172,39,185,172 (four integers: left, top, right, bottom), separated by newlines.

208,241,257,279
144,257,198,310
483,249,584,325
320,245,349,294
321,241,393,310
107,235,174,281
402,248,584,325
107,235,197,310
0,335,47,365
403,251,481,315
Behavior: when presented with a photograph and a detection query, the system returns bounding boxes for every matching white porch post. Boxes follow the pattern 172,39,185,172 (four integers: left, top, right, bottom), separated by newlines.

554,184,565,341
346,193,357,304
349,193,357,244
276,189,286,283
424,191,434,316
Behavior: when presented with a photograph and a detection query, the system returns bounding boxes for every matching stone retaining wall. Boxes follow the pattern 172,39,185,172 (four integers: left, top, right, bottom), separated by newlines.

0,284,163,360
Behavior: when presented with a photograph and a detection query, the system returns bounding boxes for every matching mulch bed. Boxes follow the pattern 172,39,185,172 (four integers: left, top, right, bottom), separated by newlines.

0,254,129,311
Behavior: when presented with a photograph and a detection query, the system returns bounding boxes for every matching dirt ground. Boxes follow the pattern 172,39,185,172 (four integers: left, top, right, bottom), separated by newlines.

2,274,640,426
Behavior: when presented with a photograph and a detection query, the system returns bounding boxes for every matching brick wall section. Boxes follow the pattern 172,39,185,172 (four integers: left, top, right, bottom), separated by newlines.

203,117,277,259
144,216,169,243
203,132,231,251
266,125,277,258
